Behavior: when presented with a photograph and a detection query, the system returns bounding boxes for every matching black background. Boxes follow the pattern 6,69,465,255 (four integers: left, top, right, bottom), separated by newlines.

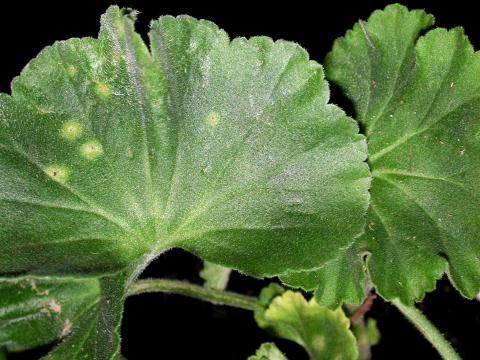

1,1,480,359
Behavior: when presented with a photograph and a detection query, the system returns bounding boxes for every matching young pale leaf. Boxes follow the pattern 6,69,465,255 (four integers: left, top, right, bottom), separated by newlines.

255,291,358,360
248,343,287,360
0,276,99,352
324,4,480,303
200,262,231,290
0,6,369,279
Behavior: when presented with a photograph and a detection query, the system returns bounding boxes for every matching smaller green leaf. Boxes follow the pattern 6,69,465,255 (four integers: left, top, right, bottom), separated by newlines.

325,3,480,304
0,276,100,352
248,343,287,360
255,291,358,360
199,262,231,290
0,348,6,360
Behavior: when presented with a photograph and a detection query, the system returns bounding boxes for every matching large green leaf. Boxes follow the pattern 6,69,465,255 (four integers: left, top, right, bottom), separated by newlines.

0,6,369,357
0,7,369,278
0,276,99,352
320,4,480,304
255,290,358,360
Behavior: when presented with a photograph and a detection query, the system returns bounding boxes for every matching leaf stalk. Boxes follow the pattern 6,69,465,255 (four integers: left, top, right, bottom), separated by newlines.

392,299,461,360
128,278,259,311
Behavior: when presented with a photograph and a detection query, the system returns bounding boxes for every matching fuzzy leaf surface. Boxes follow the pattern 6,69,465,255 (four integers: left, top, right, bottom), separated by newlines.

0,6,370,358
0,7,369,278
0,276,99,352
322,4,480,303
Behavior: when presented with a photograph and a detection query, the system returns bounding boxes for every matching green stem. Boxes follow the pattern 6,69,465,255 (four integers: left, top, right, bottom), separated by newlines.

128,278,259,311
392,300,461,360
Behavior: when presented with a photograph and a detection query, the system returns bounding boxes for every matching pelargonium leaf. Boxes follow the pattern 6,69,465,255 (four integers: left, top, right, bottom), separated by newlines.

255,291,358,360
0,6,370,357
0,6,369,278
248,343,287,360
322,4,480,304
41,272,129,360
0,276,99,352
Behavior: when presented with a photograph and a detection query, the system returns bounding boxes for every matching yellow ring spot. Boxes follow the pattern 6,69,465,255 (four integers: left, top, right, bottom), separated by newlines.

80,140,104,160
45,165,70,183
206,111,220,127
95,82,111,97
60,121,83,140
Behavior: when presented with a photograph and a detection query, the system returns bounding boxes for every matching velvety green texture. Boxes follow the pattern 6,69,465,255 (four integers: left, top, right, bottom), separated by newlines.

0,6,369,358
0,276,99,352
42,271,129,360
319,4,480,304
0,7,369,277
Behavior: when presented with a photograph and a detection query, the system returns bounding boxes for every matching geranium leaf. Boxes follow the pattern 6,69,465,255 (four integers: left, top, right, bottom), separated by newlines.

0,6,369,278
42,271,129,360
248,343,287,360
0,276,99,352
323,4,480,303
0,6,370,357
255,291,358,360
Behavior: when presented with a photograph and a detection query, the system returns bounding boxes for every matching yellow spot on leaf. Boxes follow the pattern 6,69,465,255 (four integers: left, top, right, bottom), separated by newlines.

60,120,83,140
67,65,77,77
95,82,111,97
206,111,220,127
80,140,104,160
45,165,70,183
313,335,326,351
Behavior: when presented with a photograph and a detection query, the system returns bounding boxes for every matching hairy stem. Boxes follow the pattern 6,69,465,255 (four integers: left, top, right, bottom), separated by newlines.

392,300,461,360
128,278,259,311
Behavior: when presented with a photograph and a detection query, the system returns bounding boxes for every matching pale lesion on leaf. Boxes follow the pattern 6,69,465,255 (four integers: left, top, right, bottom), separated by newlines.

44,165,71,183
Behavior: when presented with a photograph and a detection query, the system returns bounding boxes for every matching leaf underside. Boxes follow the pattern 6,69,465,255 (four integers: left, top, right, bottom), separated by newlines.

285,4,480,307
0,6,369,358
